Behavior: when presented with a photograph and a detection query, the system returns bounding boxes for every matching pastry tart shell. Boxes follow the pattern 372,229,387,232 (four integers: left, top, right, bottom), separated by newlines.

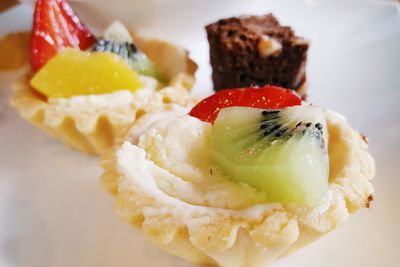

10,33,197,155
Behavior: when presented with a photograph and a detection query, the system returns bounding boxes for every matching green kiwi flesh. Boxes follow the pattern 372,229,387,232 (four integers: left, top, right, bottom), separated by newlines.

210,106,329,206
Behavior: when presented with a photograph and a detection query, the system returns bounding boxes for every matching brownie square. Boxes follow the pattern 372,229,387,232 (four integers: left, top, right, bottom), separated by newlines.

206,14,309,95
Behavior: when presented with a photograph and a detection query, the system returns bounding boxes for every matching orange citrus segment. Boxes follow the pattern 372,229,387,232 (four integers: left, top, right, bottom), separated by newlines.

30,48,142,98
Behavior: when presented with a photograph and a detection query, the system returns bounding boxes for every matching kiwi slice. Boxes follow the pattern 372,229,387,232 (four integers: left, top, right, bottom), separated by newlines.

92,21,165,81
210,105,329,206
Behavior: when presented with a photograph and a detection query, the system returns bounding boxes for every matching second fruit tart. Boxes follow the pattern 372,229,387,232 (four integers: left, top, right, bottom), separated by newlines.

10,0,197,155
100,86,375,267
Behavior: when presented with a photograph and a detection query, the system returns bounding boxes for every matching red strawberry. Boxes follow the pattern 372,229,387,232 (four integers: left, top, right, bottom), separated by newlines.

31,0,96,71
189,86,302,124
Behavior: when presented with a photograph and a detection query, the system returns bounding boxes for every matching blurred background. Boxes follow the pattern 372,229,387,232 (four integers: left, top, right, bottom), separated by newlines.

0,1,399,267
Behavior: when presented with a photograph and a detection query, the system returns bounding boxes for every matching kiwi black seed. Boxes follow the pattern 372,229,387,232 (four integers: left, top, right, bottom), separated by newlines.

92,34,164,80
258,109,326,146
93,38,139,64
90,22,164,81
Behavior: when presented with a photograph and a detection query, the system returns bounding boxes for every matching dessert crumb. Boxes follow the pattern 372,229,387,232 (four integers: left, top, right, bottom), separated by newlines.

366,194,374,208
360,133,369,144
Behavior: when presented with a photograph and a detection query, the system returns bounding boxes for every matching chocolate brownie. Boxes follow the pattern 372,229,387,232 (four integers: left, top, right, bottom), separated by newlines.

206,14,309,95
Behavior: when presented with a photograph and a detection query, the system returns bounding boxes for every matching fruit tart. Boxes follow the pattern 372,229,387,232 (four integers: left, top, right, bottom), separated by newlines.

10,0,197,155
100,86,375,267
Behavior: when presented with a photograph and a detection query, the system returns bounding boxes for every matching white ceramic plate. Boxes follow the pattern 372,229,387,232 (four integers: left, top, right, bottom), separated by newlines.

1,1,399,266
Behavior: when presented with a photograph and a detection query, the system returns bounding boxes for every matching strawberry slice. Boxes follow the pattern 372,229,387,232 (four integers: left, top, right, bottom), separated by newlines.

31,0,96,72
189,86,302,124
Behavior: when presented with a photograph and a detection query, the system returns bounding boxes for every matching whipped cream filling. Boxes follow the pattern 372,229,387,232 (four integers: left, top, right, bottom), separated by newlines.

116,141,284,220
128,104,191,143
